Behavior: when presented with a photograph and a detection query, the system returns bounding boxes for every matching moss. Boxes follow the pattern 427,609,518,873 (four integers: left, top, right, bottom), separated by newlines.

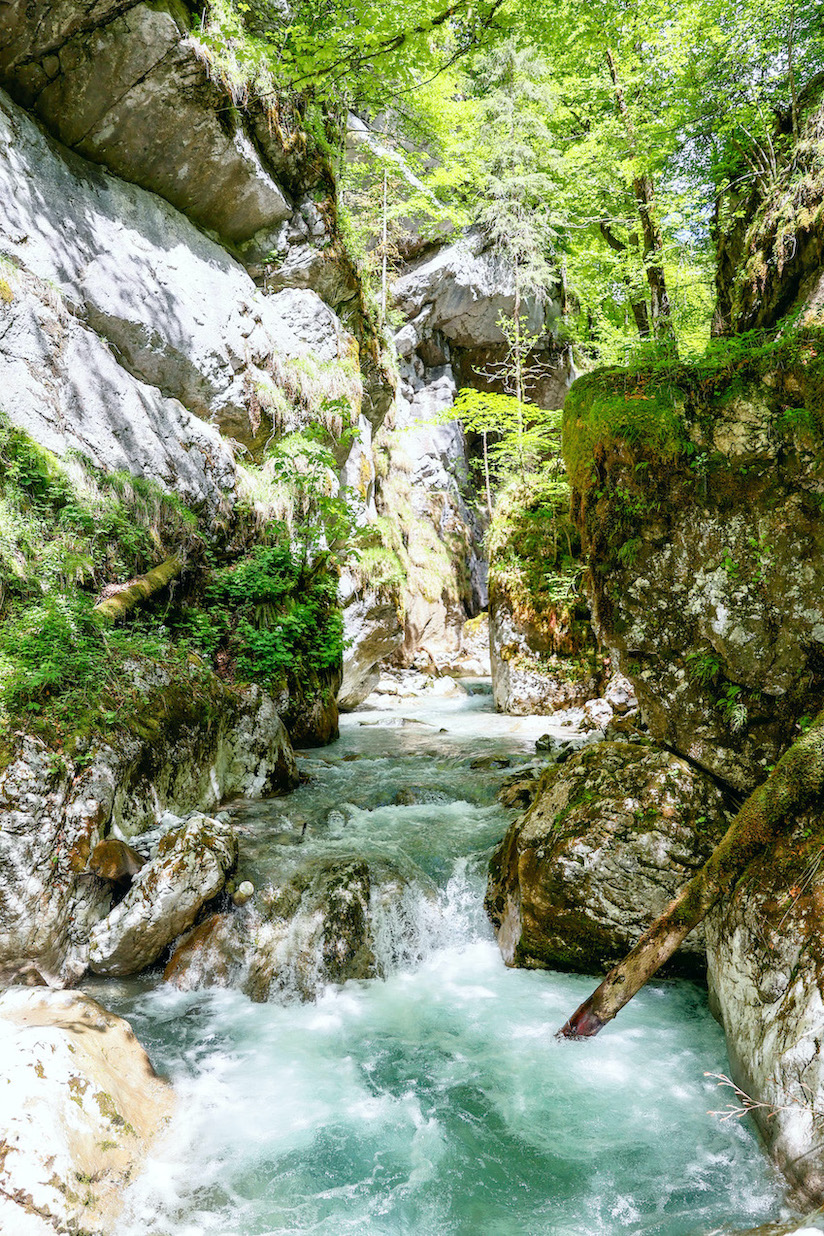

562,367,689,500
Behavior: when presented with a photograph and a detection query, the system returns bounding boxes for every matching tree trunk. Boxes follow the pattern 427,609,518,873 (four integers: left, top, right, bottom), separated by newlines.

599,221,651,338
558,710,824,1038
93,556,183,624
605,48,674,342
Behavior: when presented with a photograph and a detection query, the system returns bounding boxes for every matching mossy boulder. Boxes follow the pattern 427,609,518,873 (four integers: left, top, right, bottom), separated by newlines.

164,853,423,1002
486,743,731,975
562,354,824,790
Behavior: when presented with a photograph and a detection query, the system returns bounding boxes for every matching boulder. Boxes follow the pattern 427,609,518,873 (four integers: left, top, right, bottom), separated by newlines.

0,2,290,244
165,854,420,1002
89,838,146,882
338,588,404,710
564,367,824,791
391,231,555,349
706,814,824,1207
486,743,731,974
88,815,238,976
489,582,599,716
0,679,297,985
0,988,173,1236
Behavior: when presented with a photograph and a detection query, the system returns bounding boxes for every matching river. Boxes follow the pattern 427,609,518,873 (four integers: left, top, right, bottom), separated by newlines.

89,682,790,1235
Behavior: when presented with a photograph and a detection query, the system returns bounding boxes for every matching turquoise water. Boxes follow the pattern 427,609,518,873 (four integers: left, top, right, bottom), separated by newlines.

95,689,789,1235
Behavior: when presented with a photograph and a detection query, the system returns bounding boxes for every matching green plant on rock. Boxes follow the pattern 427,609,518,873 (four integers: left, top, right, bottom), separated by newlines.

686,649,723,687
184,535,344,696
717,682,748,734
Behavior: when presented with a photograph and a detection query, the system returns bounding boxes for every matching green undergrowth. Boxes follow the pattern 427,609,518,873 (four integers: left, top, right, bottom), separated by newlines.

488,470,593,665
0,420,206,748
176,537,343,696
0,419,344,752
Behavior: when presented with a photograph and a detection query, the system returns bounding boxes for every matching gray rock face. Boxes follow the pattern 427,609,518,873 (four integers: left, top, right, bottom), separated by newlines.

489,585,599,715
0,988,174,1236
486,743,730,974
0,87,360,461
0,679,298,984
89,815,238,976
0,1,291,245
392,231,555,349
706,817,824,1208
0,262,237,509
338,586,404,710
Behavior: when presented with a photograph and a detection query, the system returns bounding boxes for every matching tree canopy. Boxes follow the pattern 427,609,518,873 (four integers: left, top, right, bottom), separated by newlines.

195,0,824,360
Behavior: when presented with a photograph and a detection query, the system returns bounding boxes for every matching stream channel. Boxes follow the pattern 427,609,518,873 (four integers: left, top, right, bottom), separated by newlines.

89,682,793,1235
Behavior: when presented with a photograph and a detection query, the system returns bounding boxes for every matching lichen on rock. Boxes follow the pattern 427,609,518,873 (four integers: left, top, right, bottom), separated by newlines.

486,742,731,974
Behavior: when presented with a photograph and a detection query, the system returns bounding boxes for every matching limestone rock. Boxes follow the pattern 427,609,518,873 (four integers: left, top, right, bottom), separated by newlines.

89,838,145,882
566,368,824,790
165,856,377,1001
0,680,297,985
490,584,599,715
0,1,291,245
0,988,173,1236
164,854,426,1002
392,231,555,349
89,815,238,976
486,743,730,974
0,87,360,460
338,587,404,710
706,816,824,1207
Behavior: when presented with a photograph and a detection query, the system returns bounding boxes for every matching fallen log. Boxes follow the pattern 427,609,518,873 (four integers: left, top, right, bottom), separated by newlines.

92,556,183,624
557,709,824,1039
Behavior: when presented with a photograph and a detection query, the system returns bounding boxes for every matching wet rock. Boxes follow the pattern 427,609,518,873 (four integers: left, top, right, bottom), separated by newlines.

486,743,730,974
497,767,543,812
165,854,423,1002
338,588,404,710
0,988,173,1236
706,815,824,1207
470,756,512,770
535,734,558,753
88,838,145,882
232,880,255,908
88,816,238,977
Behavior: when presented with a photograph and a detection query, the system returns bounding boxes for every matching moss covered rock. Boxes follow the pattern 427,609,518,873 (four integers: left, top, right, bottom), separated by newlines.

486,743,730,975
563,356,824,790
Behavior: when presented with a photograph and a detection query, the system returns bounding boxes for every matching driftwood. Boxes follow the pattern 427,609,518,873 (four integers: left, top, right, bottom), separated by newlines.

92,556,182,624
558,709,824,1038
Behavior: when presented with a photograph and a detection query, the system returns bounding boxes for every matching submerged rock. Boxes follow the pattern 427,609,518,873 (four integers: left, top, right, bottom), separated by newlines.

0,988,173,1236
165,854,429,1002
89,815,238,976
706,816,824,1208
486,743,730,974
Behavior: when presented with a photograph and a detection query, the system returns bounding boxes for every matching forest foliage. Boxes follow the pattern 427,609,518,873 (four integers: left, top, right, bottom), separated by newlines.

196,0,824,363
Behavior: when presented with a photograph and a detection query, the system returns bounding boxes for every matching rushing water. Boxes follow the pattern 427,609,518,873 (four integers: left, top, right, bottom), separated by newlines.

90,684,795,1235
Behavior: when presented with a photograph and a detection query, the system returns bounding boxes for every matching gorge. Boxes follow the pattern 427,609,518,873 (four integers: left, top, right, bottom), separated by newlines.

2,2,824,1234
